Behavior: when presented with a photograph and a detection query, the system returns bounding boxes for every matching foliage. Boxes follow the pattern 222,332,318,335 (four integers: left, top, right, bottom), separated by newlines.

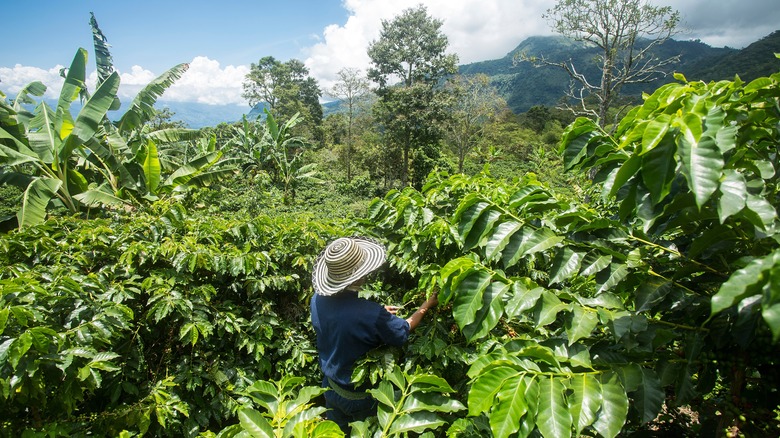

367,4,458,186
0,48,121,225
0,14,232,227
261,110,322,204
350,366,465,437
367,5,458,89
0,203,349,436
242,57,323,142
221,376,344,437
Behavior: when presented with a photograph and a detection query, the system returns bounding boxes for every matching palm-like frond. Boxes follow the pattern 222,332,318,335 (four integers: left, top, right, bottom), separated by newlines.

117,63,190,133
89,12,121,111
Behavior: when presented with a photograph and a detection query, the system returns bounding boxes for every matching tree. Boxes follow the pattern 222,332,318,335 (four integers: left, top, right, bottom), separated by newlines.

328,68,370,181
528,0,681,127
367,4,458,186
442,74,507,173
242,57,323,142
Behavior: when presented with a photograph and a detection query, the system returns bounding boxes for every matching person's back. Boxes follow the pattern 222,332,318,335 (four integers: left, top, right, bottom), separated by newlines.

309,236,437,433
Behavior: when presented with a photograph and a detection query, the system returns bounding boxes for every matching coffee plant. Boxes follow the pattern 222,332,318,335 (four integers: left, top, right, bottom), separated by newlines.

1,28,779,437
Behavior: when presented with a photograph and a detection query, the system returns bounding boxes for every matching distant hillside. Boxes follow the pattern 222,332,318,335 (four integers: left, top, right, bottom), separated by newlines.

685,30,780,82
459,31,780,113
155,101,250,128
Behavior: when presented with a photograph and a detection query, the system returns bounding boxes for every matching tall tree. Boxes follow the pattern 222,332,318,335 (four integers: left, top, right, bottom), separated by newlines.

367,4,458,186
328,68,370,181
531,0,681,127
442,74,507,173
242,57,323,141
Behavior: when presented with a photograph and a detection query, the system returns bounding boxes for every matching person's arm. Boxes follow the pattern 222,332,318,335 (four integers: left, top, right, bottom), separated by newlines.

405,293,438,331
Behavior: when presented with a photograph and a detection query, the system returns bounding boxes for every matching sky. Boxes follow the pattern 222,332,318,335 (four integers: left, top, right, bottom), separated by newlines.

1,0,778,109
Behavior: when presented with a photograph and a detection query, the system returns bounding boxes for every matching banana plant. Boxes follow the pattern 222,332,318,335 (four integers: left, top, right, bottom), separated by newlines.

0,48,120,228
262,109,322,204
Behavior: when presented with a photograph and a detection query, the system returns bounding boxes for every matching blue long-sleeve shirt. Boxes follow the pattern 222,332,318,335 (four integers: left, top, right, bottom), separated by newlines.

310,291,410,390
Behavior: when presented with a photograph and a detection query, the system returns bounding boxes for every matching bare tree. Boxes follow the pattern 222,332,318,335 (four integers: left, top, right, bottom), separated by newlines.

442,74,507,173
522,0,681,128
328,68,370,181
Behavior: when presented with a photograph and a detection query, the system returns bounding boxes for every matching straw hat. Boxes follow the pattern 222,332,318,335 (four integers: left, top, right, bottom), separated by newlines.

312,237,386,296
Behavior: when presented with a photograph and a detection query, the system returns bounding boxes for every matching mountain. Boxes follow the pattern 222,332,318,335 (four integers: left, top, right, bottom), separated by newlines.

459,31,780,113
155,101,251,128
684,30,780,82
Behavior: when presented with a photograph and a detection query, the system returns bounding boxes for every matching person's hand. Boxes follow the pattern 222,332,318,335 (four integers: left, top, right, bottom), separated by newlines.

385,305,401,315
423,292,438,309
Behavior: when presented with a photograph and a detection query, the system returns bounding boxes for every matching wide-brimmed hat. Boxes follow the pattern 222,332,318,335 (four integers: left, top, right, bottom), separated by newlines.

312,236,386,296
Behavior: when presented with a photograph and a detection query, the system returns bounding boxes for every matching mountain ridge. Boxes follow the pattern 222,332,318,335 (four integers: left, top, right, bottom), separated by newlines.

150,30,780,126
459,30,780,113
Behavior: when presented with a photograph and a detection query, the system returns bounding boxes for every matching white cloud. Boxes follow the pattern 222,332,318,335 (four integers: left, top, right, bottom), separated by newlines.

162,57,250,105
0,64,66,99
304,0,554,91
1,57,250,107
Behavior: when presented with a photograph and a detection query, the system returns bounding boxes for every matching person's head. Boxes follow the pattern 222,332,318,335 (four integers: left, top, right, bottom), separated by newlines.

312,236,386,296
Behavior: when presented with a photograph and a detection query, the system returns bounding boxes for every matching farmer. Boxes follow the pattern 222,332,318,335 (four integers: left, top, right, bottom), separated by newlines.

310,236,438,432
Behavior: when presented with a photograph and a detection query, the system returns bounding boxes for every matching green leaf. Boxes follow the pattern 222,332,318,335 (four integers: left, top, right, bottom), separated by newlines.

641,134,677,205
462,281,508,342
464,207,502,250
634,368,664,423
535,290,566,327
505,280,544,318
311,421,344,437
117,63,190,132
550,248,583,285
468,365,518,416
592,372,628,438
569,373,601,435
579,252,612,277
370,381,396,408
640,114,671,154
73,184,129,207
386,411,446,435
520,228,564,257
485,220,523,261
57,49,87,114
61,71,120,160
634,279,672,313
17,177,61,228
500,226,532,268
537,376,572,438
401,392,465,414
179,322,199,346
606,154,641,198
745,194,777,230
559,118,605,170
452,268,492,329
8,332,33,370
162,151,222,190
0,309,8,335
711,254,774,315
407,374,454,392
678,113,724,209
489,374,528,438
238,408,273,438
565,306,599,345
143,140,161,195
718,170,747,223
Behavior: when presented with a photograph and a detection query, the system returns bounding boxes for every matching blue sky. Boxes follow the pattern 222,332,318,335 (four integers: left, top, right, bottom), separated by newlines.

2,0,778,107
